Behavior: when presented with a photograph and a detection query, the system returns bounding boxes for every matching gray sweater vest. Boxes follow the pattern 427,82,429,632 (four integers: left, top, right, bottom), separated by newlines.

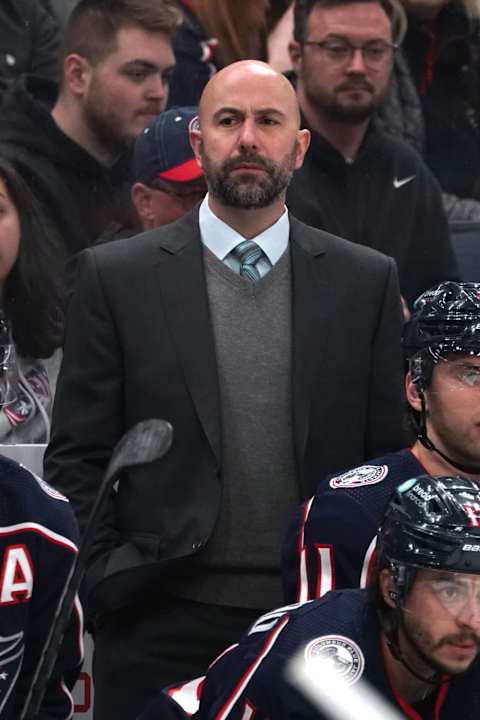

174,245,299,609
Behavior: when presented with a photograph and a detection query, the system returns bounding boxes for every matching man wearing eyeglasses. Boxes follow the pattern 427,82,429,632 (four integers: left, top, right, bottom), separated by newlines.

287,0,458,310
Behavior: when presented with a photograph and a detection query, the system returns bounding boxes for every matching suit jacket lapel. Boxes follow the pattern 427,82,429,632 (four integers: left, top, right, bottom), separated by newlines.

154,210,222,465
290,215,329,498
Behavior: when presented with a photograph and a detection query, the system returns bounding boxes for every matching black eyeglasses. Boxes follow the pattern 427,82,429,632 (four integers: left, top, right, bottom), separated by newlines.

303,38,398,69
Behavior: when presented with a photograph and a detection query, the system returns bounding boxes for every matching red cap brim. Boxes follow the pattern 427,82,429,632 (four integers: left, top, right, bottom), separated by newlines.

159,158,204,182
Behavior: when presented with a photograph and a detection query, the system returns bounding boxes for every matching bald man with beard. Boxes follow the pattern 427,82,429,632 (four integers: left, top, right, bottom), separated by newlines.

44,60,405,720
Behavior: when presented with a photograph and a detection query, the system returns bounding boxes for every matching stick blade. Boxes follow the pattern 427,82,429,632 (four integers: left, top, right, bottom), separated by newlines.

105,418,173,481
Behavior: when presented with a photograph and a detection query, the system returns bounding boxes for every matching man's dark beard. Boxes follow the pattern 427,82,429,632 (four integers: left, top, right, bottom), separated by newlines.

304,81,382,125
83,100,132,159
201,147,296,208
400,609,480,677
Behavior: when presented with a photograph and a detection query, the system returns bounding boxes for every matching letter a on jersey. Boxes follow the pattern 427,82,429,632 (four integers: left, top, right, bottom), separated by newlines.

0,545,33,604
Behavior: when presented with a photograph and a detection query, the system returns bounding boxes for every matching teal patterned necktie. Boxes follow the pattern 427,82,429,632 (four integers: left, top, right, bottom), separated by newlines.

232,240,265,281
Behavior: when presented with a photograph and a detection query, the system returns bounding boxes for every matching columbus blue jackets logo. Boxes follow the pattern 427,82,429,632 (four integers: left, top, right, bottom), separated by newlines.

304,635,365,685
329,465,388,490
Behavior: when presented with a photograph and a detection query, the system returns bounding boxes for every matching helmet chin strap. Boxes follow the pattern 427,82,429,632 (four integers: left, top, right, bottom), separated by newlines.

384,627,444,686
418,392,480,476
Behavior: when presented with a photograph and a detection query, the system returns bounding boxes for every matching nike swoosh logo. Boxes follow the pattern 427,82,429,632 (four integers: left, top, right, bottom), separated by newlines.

393,175,416,189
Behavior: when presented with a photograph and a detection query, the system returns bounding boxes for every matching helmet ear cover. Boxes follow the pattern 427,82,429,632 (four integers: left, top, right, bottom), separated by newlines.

388,561,416,605
408,352,433,392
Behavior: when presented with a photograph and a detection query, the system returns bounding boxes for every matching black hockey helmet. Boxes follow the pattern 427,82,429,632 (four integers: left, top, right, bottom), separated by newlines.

378,475,480,598
378,475,480,681
403,281,480,386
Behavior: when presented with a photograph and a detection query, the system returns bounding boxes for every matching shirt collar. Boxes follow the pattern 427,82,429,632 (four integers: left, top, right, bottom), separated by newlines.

199,194,289,265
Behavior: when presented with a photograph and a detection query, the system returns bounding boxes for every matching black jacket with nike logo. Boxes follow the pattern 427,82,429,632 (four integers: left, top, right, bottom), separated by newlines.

287,120,458,306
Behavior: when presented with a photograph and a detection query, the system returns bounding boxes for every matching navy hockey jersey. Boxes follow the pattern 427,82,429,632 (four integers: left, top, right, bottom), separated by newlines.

282,449,424,603
0,454,83,719
196,590,480,720
139,677,206,719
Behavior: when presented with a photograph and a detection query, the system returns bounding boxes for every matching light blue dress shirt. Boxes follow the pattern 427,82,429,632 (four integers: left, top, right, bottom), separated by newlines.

198,194,290,278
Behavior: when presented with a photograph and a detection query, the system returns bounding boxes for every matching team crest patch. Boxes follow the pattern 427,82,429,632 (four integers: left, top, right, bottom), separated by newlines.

329,464,388,490
304,635,365,685
33,473,69,502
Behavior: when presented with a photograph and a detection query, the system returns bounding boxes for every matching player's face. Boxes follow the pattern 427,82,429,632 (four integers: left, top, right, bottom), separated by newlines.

190,64,310,209
291,2,394,123
400,569,480,675
81,26,175,153
424,355,480,469
0,178,20,284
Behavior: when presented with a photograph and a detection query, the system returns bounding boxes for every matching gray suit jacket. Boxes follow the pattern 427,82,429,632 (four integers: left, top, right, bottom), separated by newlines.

44,208,405,618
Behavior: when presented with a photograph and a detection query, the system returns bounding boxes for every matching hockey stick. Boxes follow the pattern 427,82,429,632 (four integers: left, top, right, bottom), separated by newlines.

20,417,173,720
287,649,404,720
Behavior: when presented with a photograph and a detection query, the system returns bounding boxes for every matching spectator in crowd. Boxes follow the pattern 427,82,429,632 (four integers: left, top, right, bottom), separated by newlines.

44,60,405,720
0,0,179,255
287,0,458,307
268,1,296,72
131,107,206,230
0,0,61,96
0,454,83,719
283,280,480,603
265,0,480,222
167,0,270,106
167,0,218,107
141,475,480,720
404,0,480,219
0,157,64,443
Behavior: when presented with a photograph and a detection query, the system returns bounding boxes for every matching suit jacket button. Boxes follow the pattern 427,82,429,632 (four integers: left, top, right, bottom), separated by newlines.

192,541,203,550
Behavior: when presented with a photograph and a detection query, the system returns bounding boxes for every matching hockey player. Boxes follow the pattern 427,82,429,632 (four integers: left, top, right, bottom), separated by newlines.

283,280,480,603
0,455,83,718
141,475,480,719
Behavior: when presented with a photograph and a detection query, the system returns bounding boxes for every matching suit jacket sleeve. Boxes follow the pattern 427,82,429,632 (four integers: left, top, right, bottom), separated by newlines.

44,248,123,568
366,256,405,460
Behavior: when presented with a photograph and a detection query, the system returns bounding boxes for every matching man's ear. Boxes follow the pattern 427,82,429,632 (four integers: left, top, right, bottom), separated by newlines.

131,183,154,224
289,40,303,75
294,128,311,169
405,371,423,413
63,53,92,97
189,116,203,168
379,568,397,609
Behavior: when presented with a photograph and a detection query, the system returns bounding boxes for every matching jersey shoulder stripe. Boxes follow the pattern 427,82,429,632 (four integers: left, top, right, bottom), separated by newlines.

0,522,78,553
215,616,290,720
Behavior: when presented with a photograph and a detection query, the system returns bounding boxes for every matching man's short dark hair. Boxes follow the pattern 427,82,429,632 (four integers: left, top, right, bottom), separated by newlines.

293,0,406,45
62,0,181,66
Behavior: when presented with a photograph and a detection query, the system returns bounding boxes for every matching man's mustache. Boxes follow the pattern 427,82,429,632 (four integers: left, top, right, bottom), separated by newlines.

224,153,274,174
437,633,480,650
336,81,374,93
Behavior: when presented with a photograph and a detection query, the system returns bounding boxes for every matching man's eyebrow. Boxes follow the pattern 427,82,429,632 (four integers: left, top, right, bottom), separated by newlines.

323,33,388,43
213,107,244,118
212,107,286,119
121,59,174,72
254,108,286,118
431,572,466,584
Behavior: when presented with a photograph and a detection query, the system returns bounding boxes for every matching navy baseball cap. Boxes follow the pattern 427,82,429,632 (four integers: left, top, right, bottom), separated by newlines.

133,106,203,185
